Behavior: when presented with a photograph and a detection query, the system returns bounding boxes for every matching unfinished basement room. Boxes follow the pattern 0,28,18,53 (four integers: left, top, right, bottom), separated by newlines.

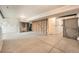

0,5,79,53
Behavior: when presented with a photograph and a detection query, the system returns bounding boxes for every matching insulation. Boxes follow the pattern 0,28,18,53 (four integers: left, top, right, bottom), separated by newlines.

63,17,78,39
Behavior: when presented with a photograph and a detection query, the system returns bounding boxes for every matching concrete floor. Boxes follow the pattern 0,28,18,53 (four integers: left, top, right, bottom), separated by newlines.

0,32,79,53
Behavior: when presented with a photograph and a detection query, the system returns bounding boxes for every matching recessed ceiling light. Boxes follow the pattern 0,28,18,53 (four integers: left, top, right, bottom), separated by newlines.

20,15,26,19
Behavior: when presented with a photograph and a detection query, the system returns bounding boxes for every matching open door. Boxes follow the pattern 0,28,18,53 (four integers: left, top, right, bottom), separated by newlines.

63,17,79,39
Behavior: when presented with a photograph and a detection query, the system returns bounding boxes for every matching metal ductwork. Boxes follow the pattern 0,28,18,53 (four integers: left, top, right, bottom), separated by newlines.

0,10,5,19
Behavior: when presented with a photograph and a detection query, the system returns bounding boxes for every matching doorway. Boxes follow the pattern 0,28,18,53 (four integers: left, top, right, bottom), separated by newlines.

20,22,32,32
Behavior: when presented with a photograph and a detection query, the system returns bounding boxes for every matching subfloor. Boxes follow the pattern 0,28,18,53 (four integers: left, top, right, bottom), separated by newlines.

0,32,79,53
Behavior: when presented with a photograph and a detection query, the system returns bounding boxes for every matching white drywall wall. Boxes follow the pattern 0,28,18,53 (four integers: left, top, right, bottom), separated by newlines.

0,14,2,39
0,16,20,33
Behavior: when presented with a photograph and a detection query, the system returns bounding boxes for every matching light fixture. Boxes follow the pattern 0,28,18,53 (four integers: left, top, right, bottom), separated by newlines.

20,15,26,19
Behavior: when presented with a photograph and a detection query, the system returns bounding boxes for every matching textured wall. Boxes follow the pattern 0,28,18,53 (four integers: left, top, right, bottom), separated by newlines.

32,17,62,35
47,17,63,35
32,19,47,34
47,17,57,35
